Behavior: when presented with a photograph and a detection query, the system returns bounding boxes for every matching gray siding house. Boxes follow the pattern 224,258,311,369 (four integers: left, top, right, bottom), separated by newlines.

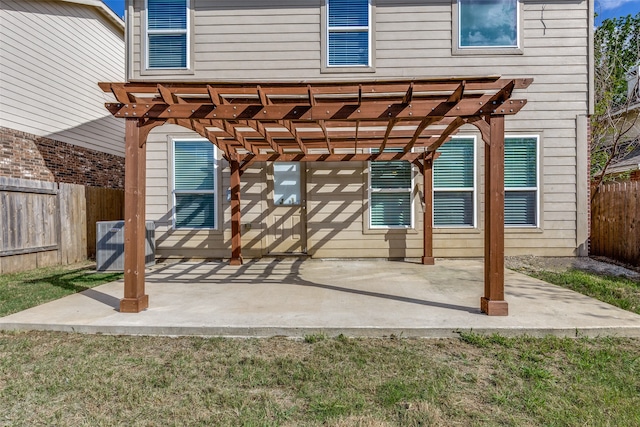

120,0,592,261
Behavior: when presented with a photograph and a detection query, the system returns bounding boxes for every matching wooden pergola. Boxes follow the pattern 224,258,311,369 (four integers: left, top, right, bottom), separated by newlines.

99,76,532,316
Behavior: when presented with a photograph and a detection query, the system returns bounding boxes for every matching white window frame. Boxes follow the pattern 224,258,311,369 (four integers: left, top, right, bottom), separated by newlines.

504,135,540,228
433,136,477,229
452,0,523,55
144,0,190,71
323,0,374,71
171,138,219,230
368,152,415,229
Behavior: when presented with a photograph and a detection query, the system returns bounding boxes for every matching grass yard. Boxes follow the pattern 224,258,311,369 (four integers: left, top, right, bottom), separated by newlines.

0,263,123,317
0,331,639,426
525,269,640,315
1,262,640,425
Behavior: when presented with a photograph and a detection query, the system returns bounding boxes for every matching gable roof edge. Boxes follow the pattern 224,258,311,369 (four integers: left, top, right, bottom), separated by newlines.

59,0,124,33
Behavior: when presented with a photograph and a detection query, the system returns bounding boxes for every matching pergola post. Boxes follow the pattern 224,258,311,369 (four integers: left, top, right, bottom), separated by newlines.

481,115,508,316
422,158,435,265
120,118,149,313
229,160,243,265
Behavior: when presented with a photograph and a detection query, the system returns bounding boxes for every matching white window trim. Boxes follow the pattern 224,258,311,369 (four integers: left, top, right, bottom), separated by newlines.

504,135,540,228
143,0,193,74
433,136,477,229
171,138,220,230
368,154,415,230
452,0,523,56
321,0,376,73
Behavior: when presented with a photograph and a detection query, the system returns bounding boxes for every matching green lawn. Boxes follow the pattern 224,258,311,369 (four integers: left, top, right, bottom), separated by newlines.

0,263,122,317
1,332,639,426
526,269,640,315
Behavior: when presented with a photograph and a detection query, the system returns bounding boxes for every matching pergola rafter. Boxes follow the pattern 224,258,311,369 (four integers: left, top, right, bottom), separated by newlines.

100,76,532,317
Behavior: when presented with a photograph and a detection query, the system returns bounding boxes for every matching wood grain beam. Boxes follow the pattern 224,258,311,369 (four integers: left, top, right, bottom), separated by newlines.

428,117,465,152
236,152,425,163
481,115,508,316
229,160,243,266
120,118,149,313
105,97,528,121
402,82,414,105
318,120,332,153
99,78,532,98
422,157,434,265
280,120,308,154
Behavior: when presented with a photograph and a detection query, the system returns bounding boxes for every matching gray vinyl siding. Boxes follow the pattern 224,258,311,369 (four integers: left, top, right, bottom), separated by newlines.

136,0,590,258
0,0,125,156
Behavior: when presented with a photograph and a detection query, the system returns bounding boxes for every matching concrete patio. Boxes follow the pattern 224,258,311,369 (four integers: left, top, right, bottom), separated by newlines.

1,258,639,338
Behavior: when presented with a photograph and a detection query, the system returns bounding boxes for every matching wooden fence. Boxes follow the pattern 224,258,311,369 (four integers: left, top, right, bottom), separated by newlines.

86,187,125,259
0,177,124,274
591,181,640,267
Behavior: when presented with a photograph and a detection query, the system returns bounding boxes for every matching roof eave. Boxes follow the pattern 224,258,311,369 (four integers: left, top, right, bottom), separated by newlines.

59,0,124,32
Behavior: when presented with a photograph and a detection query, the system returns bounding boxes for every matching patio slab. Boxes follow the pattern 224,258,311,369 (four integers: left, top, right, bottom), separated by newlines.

1,258,640,338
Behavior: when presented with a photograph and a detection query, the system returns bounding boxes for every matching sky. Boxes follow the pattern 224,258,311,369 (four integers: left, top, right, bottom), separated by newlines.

103,0,124,18
101,0,640,24
596,0,640,24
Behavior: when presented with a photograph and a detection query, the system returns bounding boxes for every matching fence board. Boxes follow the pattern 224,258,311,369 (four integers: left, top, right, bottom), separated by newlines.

85,187,124,258
591,181,640,267
59,183,88,264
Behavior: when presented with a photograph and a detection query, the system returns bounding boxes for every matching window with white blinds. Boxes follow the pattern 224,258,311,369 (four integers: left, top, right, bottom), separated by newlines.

434,137,476,227
173,140,217,229
505,136,538,226
146,0,188,69
327,0,370,66
369,152,413,228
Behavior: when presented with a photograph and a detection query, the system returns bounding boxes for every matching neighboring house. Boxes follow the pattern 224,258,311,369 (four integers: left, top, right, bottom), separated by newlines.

605,146,640,181
0,0,125,188
604,68,640,181
101,0,593,314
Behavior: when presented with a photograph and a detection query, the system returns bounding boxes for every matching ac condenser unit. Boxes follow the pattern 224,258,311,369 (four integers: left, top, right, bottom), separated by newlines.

96,221,155,271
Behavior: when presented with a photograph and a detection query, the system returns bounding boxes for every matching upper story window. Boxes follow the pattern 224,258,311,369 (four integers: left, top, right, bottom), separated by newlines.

146,0,188,69
454,0,521,54
327,0,371,67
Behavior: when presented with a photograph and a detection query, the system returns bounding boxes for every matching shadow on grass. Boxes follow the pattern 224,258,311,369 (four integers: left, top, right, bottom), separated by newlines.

0,266,124,316
23,267,123,293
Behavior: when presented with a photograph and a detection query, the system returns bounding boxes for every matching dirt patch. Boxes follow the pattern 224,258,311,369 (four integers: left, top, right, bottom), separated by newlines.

505,255,640,281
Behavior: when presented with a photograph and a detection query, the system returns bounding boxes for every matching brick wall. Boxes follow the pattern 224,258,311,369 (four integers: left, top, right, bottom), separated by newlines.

0,127,124,189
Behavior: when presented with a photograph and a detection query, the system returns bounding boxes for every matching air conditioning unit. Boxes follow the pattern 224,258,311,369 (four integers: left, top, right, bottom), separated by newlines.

626,65,640,101
96,221,155,271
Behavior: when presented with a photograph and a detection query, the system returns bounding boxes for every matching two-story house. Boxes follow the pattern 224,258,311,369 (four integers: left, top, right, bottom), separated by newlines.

101,0,593,314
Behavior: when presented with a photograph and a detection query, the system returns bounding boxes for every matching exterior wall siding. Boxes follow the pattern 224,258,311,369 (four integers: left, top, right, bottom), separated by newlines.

133,0,590,258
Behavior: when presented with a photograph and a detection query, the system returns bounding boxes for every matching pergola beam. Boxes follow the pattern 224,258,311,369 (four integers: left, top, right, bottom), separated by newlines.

230,160,243,266
236,152,426,163
481,115,508,316
98,77,533,97
104,97,528,121
422,157,434,265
